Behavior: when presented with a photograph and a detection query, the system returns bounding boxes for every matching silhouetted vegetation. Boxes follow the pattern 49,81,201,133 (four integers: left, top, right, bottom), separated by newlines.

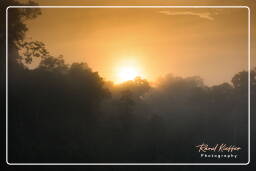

4,1,255,164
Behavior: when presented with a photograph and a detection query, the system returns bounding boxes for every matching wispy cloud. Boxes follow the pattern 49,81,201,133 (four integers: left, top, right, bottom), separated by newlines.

158,10,215,21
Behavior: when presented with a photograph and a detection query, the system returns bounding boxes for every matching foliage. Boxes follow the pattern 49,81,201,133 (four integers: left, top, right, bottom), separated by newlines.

6,0,254,163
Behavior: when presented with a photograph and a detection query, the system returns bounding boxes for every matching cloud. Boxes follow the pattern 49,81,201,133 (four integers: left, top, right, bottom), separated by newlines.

158,10,214,21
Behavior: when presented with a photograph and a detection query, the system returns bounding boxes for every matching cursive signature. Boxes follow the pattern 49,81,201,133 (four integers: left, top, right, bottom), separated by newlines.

195,143,241,153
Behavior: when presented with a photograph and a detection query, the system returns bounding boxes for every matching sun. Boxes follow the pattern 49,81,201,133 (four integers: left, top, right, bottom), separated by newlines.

114,58,144,84
116,66,139,83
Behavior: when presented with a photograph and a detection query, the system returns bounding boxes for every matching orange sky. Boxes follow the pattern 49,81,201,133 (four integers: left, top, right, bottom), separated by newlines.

15,0,254,85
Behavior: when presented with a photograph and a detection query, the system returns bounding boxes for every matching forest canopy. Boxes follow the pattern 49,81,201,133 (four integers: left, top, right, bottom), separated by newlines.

3,0,255,163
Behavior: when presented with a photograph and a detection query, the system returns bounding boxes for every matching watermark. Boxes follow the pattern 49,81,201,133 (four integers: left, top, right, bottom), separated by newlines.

200,153,238,159
195,143,241,159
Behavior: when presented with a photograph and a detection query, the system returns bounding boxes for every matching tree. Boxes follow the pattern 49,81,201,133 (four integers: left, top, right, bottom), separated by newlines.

116,76,151,101
1,1,42,107
1,0,41,48
38,55,68,73
232,70,248,92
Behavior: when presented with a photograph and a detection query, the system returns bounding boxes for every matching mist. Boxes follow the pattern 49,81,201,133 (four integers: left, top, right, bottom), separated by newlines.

2,0,254,164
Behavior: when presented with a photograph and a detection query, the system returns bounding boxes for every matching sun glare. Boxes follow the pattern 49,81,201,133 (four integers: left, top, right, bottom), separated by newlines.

117,66,139,83
114,58,144,84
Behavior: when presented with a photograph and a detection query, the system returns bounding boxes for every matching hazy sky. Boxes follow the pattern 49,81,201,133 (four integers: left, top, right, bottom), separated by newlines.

15,0,252,85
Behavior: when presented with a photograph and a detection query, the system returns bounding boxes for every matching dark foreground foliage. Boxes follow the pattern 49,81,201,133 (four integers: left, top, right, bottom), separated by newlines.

2,0,255,164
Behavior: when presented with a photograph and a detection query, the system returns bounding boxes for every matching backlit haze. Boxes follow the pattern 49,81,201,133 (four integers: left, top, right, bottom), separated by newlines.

22,4,249,85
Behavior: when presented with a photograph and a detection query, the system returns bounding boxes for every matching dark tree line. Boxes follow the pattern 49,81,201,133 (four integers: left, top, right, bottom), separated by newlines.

2,0,255,164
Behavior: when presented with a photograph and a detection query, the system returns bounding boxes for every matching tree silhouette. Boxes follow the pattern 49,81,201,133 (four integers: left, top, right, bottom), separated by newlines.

5,1,253,164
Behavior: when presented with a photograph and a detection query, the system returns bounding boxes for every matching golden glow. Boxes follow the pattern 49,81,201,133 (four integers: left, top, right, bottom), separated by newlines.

114,58,143,83
25,8,249,85
117,66,139,83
